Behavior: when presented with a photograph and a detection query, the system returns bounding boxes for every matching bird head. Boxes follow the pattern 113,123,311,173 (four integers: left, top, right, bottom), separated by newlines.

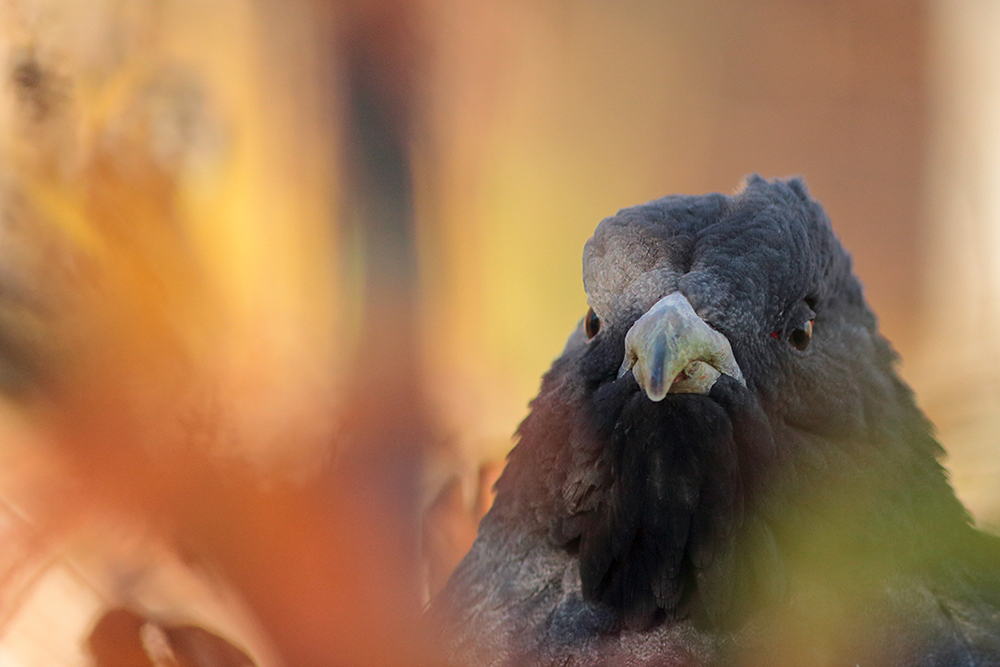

578,175,878,436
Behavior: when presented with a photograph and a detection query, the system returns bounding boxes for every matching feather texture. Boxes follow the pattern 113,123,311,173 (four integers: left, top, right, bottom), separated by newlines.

429,176,1000,666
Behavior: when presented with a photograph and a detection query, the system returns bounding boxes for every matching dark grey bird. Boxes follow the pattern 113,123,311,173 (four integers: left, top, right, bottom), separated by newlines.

429,176,1000,666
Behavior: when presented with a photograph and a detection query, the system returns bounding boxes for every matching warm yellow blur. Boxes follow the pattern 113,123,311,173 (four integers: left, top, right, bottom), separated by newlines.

0,1,345,664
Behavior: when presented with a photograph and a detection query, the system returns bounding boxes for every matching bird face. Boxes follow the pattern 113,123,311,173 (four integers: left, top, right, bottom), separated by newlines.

575,175,878,442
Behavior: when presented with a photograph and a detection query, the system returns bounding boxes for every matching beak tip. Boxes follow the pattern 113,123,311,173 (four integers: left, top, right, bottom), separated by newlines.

645,386,668,402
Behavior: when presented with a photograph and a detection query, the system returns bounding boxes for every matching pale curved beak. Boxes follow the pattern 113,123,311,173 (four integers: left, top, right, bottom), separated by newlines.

617,292,745,401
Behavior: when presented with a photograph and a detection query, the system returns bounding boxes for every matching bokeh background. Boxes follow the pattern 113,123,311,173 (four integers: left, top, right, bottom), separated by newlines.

0,0,999,665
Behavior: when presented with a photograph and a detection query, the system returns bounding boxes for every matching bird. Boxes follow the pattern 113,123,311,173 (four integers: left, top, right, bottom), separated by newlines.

428,175,1000,666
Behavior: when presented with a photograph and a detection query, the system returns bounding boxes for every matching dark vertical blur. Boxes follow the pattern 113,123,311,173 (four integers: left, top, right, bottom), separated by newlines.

328,0,434,641
335,0,430,526
226,1,441,664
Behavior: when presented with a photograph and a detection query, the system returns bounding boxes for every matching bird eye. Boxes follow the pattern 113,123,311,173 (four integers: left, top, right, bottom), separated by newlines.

584,307,601,339
788,319,814,351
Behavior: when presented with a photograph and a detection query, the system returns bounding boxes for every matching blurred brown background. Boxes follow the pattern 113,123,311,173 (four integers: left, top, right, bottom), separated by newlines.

0,0,998,665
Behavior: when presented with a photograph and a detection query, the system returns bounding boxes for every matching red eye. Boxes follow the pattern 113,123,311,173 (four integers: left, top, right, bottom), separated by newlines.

789,319,814,351
584,307,601,339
